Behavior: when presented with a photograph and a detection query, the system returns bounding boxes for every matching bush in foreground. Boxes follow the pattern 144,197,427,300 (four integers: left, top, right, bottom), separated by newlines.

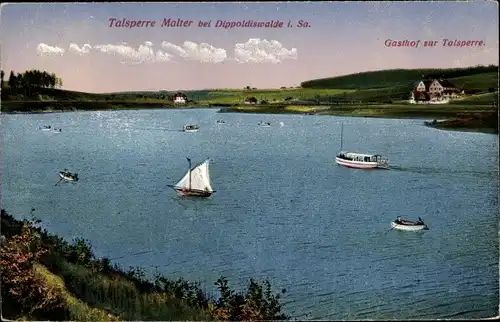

0,209,289,321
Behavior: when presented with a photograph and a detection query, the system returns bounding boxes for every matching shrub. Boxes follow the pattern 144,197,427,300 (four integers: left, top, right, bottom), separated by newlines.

0,222,64,318
213,276,288,321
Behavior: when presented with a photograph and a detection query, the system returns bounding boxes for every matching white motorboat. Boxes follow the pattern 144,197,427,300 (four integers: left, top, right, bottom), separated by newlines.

391,217,429,231
40,125,52,131
258,121,271,127
335,123,388,169
336,152,388,169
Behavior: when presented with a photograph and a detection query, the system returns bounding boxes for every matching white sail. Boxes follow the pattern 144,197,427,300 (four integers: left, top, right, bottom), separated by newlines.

174,159,213,192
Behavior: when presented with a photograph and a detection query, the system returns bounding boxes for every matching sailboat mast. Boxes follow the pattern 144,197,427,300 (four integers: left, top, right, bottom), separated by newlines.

187,158,192,190
340,122,343,151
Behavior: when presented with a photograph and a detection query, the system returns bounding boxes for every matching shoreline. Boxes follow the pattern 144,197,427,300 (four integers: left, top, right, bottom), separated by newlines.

1,209,289,321
0,100,213,114
1,101,497,134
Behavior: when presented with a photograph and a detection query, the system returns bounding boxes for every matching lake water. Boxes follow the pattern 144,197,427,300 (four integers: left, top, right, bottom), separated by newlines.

1,108,498,319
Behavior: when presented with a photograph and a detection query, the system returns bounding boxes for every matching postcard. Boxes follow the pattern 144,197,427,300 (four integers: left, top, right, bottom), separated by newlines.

0,1,498,321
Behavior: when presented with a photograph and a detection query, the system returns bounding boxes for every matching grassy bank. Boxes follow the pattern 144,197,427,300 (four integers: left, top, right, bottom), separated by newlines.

0,209,289,321
218,104,498,133
423,114,499,134
219,103,497,117
0,100,211,113
197,88,354,105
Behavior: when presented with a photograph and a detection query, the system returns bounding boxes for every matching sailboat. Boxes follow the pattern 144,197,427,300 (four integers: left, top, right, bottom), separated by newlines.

167,158,215,197
335,122,389,169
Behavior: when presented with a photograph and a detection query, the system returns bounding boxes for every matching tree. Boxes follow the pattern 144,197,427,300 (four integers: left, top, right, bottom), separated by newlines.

8,71,16,89
4,69,62,95
0,70,4,89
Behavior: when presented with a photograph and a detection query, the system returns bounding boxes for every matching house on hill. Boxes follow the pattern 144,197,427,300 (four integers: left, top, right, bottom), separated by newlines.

409,78,463,104
243,97,258,104
172,92,187,104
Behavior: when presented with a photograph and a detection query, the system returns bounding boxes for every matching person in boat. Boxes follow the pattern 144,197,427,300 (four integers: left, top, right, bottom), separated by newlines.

395,216,402,224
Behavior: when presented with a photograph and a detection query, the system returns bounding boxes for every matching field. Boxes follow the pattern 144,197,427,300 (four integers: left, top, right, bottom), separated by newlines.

190,68,498,105
193,88,354,104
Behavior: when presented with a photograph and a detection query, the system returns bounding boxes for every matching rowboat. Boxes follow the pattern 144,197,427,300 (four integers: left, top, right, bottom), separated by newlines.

258,121,271,127
59,171,79,182
391,217,429,231
183,125,200,133
167,158,215,198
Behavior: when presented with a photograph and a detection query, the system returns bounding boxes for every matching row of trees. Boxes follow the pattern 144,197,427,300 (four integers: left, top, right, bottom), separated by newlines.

1,69,63,93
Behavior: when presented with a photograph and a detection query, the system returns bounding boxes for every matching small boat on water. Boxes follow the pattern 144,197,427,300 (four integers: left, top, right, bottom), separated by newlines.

216,120,226,124
59,170,79,182
167,158,215,197
40,125,52,131
52,128,62,133
183,125,200,133
336,152,388,169
335,123,388,169
391,216,428,231
258,121,271,127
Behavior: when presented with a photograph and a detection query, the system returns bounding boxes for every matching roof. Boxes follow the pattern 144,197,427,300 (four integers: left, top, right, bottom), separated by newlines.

173,92,187,97
245,96,257,101
341,152,381,158
437,79,457,88
423,80,433,88
418,78,458,89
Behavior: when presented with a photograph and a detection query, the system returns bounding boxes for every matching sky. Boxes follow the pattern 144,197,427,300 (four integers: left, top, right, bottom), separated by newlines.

0,1,498,93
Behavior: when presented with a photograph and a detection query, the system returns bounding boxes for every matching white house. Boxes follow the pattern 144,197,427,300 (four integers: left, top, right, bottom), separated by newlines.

415,81,426,92
243,97,258,105
428,79,444,96
173,92,187,104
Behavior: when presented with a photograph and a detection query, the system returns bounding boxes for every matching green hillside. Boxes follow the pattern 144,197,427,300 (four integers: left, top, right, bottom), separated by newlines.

449,92,499,105
300,65,498,89
445,72,498,91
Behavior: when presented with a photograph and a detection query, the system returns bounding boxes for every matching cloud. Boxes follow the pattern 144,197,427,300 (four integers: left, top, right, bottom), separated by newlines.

234,38,298,63
94,41,172,64
155,50,171,62
161,41,227,63
36,43,65,57
69,43,92,55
